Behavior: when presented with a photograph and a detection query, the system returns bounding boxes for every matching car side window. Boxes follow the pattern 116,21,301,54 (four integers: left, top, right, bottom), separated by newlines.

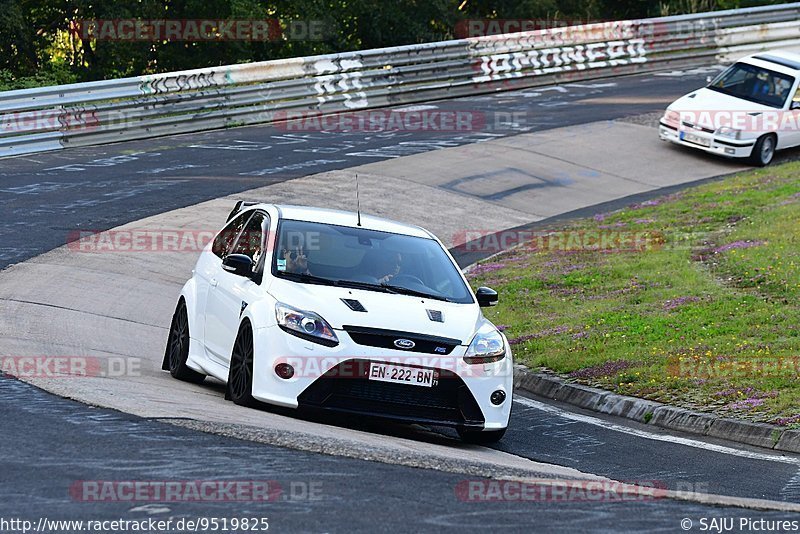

230,211,268,264
212,211,253,259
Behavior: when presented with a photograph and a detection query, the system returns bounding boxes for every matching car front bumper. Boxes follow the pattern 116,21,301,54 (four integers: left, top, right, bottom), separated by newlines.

250,324,513,431
658,121,755,158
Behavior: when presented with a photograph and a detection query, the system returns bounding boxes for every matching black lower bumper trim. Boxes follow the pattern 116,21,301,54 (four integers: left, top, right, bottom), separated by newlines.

297,359,485,429
715,138,754,148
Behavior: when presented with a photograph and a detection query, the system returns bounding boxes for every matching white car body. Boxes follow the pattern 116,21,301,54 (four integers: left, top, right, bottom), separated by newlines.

163,203,513,442
659,51,800,165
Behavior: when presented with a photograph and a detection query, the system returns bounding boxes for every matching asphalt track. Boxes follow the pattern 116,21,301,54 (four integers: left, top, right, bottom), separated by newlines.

3,67,800,531
4,376,800,533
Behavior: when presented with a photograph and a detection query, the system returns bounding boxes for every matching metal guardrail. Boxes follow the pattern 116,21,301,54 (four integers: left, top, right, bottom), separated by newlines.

2,2,800,158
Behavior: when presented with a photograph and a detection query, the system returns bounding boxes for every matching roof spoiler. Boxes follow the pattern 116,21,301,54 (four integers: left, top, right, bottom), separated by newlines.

226,200,259,222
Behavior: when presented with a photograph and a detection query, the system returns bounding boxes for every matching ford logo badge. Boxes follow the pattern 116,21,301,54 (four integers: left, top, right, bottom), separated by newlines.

394,339,415,350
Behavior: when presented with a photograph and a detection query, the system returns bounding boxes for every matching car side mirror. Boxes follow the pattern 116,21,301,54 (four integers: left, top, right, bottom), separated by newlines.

705,75,713,84
222,254,254,278
476,286,499,307
791,101,800,110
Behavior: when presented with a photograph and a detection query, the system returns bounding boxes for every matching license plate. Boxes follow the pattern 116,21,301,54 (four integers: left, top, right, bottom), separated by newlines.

368,362,435,387
681,131,711,147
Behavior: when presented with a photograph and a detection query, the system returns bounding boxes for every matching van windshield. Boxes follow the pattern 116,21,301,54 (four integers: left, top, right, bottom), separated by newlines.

272,219,474,304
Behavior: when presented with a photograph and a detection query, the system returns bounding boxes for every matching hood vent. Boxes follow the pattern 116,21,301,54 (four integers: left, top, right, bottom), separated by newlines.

341,298,367,312
426,309,444,323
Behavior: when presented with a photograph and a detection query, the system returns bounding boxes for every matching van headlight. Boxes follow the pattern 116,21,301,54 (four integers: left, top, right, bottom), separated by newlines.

464,323,506,364
275,302,339,347
716,126,741,140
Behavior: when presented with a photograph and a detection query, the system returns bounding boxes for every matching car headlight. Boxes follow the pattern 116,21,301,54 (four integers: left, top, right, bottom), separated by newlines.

275,302,339,347
663,110,680,126
716,126,741,140
464,323,506,364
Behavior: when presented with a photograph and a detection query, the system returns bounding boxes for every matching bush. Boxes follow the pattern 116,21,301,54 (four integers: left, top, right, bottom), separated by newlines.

0,63,78,91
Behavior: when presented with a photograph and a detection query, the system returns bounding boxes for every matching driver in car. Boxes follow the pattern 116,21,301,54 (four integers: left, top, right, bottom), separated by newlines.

373,252,402,284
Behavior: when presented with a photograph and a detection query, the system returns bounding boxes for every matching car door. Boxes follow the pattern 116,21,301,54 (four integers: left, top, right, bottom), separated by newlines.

194,210,253,346
203,210,268,366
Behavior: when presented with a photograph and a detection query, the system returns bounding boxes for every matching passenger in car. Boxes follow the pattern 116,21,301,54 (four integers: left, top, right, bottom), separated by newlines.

283,247,311,275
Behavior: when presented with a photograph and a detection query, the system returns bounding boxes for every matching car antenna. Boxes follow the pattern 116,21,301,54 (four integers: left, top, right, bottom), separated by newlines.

356,173,362,227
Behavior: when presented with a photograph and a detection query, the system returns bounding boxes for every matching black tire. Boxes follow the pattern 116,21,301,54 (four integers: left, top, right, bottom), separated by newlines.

164,300,206,384
457,427,506,444
227,321,258,407
749,134,776,167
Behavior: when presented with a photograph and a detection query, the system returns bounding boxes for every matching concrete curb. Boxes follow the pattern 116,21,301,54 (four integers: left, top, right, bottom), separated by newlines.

513,365,800,454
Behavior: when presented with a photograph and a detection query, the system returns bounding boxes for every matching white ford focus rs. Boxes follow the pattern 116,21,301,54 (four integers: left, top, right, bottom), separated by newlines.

163,202,512,443
659,50,800,166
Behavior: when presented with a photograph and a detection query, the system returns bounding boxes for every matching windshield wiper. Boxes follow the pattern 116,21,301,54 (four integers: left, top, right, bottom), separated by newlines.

277,271,338,286
277,273,450,301
333,280,394,293
380,283,452,302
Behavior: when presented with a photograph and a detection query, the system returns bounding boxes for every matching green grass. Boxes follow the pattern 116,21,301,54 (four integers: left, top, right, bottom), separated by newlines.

468,162,800,425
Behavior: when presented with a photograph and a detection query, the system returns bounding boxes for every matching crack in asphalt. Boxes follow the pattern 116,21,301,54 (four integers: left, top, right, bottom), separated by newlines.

0,297,168,330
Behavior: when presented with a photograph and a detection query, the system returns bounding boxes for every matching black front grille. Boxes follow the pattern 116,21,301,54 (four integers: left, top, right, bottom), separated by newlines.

681,121,714,133
297,359,484,428
343,325,460,355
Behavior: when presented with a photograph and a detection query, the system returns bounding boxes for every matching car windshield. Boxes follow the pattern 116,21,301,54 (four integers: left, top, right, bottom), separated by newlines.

272,219,474,304
707,62,795,108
